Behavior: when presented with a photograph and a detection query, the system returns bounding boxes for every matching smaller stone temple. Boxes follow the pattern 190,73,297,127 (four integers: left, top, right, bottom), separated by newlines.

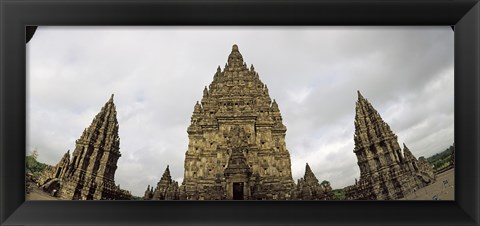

344,91,436,200
143,165,180,200
38,95,131,200
293,163,334,200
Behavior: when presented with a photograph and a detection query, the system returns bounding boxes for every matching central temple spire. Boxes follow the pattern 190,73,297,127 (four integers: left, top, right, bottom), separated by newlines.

181,44,295,200
227,44,244,68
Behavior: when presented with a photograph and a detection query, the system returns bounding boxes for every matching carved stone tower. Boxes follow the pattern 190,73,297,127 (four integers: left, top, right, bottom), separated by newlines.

54,150,71,179
40,95,131,200
144,165,180,200
293,163,334,200
180,44,295,200
344,91,435,200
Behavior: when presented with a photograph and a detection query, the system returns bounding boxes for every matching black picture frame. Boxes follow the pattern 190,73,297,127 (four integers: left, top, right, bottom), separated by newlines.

1,0,479,225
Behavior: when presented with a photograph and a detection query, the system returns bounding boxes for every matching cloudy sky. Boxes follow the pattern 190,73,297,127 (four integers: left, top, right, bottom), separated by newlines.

27,26,454,197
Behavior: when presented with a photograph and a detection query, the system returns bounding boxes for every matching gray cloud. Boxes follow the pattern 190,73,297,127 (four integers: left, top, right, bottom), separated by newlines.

27,26,454,196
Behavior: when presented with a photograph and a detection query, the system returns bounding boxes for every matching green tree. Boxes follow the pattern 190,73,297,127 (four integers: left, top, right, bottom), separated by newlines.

332,189,346,200
26,149,48,178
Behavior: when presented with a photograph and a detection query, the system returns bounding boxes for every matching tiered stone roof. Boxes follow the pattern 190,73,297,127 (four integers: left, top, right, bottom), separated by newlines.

345,91,435,200
181,44,294,200
293,163,333,200
39,95,131,200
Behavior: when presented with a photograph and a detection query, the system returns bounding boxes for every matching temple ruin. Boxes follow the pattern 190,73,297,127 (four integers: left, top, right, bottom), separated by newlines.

293,163,334,200
38,95,131,200
179,44,297,200
344,91,436,200
143,166,180,200
143,44,334,200
33,45,439,201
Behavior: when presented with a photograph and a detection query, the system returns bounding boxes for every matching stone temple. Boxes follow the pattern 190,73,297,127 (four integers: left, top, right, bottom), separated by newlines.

39,95,131,200
34,45,438,201
292,163,334,200
144,44,334,200
344,91,435,200
143,165,179,200
180,44,295,200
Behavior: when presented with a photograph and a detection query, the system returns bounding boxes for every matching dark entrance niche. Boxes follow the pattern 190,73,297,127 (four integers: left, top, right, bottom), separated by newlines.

233,182,244,200
55,167,62,178
86,193,93,200
73,188,81,200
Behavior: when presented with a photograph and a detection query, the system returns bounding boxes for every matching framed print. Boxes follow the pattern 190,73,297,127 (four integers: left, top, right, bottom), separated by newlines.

1,0,479,225
25,26,453,203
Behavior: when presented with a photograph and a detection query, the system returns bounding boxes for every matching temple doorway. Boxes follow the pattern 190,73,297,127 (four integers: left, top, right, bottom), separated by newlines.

233,182,244,200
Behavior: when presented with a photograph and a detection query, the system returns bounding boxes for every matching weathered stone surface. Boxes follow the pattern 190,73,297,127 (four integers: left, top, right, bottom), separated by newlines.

293,163,334,200
144,166,180,200
37,165,55,186
143,185,154,200
344,91,435,200
179,44,295,200
39,95,131,200
403,144,436,185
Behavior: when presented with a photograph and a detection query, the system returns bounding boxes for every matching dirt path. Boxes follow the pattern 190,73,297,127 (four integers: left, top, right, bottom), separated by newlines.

26,186,60,200
401,168,454,200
